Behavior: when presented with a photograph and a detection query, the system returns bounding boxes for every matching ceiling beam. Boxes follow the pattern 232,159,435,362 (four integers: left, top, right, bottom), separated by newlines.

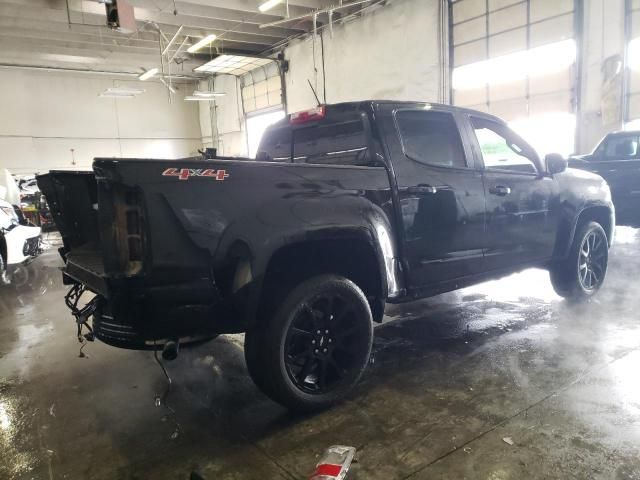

0,2,305,38
0,29,269,57
0,15,276,49
127,0,313,24
148,0,332,15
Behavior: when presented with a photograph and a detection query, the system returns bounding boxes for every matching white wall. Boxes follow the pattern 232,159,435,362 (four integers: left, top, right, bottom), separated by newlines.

198,75,248,157
0,69,203,174
197,0,445,158
578,0,627,153
284,0,444,112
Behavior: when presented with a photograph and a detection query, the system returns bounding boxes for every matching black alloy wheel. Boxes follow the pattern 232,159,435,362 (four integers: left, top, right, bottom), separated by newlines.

284,293,366,394
577,228,607,292
244,275,373,411
549,221,609,300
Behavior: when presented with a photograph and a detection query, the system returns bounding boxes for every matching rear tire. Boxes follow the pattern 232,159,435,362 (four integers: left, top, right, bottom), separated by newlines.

244,275,373,412
549,221,608,301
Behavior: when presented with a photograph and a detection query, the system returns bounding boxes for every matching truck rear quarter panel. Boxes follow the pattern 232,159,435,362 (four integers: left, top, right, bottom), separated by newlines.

95,158,400,301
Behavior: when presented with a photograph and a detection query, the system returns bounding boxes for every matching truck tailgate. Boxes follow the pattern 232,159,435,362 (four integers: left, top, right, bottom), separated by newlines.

36,171,108,290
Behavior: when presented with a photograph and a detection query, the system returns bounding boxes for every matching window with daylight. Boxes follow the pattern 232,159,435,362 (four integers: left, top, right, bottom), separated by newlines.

628,36,640,121
450,0,577,155
452,39,576,91
472,117,538,174
247,109,286,158
509,112,577,157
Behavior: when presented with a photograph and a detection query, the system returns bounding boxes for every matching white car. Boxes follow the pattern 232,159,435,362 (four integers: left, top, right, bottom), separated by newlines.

0,198,41,284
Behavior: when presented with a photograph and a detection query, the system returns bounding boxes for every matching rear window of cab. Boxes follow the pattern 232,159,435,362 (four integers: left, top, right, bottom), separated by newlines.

257,112,381,167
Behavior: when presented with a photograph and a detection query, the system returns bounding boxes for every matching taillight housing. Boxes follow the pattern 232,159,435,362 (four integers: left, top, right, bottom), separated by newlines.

309,446,356,480
290,105,326,124
100,183,147,277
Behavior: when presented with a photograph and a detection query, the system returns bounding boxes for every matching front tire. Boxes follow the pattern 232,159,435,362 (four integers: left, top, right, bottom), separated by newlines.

550,221,609,301
244,275,373,412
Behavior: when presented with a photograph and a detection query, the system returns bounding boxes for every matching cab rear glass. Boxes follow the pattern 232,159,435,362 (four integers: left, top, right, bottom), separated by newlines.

257,111,382,167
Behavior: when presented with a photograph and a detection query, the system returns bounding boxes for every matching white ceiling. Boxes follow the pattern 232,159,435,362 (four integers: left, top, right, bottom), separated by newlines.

0,0,373,78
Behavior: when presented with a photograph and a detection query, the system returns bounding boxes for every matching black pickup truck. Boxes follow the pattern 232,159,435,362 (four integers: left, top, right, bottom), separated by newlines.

569,130,640,217
37,101,615,411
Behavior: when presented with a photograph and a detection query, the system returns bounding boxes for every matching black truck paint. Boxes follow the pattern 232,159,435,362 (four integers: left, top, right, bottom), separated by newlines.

569,130,640,216
37,101,615,410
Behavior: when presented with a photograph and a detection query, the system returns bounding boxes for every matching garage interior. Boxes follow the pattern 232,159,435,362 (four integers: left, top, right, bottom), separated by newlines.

1,0,640,479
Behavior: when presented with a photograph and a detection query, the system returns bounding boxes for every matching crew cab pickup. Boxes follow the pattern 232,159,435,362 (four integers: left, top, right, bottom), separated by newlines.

37,101,615,411
569,130,640,216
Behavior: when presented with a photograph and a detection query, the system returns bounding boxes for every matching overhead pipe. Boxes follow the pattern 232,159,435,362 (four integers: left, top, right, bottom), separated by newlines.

169,36,191,63
0,63,201,81
259,0,375,29
162,25,185,56
261,0,387,55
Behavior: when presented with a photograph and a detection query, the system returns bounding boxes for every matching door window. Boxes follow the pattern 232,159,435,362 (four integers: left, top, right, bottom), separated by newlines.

598,136,639,159
395,110,467,168
472,117,538,174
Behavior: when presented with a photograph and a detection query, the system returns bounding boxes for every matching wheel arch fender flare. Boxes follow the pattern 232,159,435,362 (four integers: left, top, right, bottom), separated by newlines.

244,225,401,327
554,203,614,259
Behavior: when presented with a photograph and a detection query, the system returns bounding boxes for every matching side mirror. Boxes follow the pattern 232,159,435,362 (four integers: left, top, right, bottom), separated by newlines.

545,153,567,175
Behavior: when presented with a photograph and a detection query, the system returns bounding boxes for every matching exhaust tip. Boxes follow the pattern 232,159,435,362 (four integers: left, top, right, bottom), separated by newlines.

162,340,179,361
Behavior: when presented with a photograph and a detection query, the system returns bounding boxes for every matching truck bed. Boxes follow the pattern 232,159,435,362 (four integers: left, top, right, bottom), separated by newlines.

65,243,108,296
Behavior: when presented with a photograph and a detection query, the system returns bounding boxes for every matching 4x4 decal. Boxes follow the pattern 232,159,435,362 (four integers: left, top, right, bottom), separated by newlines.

162,168,229,181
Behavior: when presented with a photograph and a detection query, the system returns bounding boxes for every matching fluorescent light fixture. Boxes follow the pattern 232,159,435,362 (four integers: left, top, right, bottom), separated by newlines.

194,54,273,75
184,91,226,101
453,39,576,90
629,37,640,71
259,0,283,12
100,87,145,98
185,94,224,101
187,34,218,53
193,90,226,98
138,68,158,81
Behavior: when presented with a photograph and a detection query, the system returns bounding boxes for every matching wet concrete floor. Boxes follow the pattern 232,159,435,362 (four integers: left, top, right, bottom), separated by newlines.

1,225,640,479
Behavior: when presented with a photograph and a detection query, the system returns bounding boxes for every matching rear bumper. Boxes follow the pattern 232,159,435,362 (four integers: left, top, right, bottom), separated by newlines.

92,298,227,350
63,248,231,349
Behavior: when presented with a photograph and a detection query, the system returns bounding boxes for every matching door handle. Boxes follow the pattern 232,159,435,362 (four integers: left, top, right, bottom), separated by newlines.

489,185,511,196
406,184,438,194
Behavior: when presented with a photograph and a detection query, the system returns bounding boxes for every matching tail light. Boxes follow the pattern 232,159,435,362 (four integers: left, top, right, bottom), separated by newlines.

100,184,147,277
309,446,356,480
290,105,326,124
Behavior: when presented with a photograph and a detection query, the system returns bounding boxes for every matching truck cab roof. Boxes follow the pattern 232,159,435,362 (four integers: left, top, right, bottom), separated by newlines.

268,100,506,129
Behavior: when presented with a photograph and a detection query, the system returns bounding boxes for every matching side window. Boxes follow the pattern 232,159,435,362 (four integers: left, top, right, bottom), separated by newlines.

256,126,291,162
602,136,639,159
471,117,538,174
395,110,467,168
292,118,372,166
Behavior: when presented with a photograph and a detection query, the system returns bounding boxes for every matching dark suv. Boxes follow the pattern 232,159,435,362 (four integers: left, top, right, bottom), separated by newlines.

38,101,615,411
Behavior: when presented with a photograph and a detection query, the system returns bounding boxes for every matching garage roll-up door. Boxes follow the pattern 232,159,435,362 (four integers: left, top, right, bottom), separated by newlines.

627,0,640,122
241,61,283,114
450,0,577,155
